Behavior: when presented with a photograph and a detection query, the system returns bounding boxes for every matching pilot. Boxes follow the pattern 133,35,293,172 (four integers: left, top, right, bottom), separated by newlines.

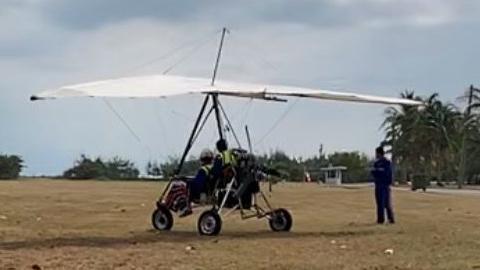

371,146,395,224
212,139,236,181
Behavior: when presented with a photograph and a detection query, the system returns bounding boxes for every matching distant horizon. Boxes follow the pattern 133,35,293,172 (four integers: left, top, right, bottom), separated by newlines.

16,146,381,177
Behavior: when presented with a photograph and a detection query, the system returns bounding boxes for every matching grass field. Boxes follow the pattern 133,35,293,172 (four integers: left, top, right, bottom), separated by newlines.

0,180,479,270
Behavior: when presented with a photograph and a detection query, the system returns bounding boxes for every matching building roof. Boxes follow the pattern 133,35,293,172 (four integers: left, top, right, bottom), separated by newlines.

320,166,347,171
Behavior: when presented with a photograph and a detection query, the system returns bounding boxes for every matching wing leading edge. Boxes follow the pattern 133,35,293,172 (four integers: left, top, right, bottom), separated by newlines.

31,74,423,106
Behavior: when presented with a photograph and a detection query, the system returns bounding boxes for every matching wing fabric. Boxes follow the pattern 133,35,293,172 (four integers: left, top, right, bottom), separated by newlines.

210,81,423,106
31,74,423,106
31,75,211,100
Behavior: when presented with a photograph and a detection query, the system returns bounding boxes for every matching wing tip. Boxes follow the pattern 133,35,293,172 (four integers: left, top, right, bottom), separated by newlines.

30,95,49,101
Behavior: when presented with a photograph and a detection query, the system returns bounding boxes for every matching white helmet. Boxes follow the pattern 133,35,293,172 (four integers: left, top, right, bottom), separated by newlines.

200,149,214,160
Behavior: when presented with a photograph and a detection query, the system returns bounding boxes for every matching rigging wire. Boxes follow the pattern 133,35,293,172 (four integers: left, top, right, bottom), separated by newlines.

218,101,242,148
192,106,215,144
102,29,291,161
224,98,254,146
153,99,174,155
151,92,195,123
99,29,223,163
232,99,253,130
240,100,253,125
121,29,222,76
228,34,279,72
230,98,253,122
169,109,196,122
254,98,300,147
102,98,154,159
102,99,142,143
238,100,254,146
162,35,219,75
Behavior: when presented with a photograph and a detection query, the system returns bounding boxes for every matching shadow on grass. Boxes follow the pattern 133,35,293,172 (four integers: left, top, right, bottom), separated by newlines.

0,228,380,251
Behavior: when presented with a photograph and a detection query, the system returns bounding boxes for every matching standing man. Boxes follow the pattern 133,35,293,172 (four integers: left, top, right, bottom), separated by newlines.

371,146,395,224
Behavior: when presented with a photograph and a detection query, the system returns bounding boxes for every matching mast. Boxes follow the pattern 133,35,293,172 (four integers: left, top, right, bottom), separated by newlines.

211,27,228,140
211,27,228,86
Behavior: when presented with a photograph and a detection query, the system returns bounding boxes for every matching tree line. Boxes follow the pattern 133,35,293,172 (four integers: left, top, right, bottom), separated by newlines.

146,150,370,183
0,151,371,182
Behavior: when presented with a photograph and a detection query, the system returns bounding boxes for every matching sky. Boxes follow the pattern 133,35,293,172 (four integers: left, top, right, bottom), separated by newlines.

1,0,479,175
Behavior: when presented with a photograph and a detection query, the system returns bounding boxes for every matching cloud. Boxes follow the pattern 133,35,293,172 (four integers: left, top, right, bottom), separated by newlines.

23,0,480,31
34,0,206,30
1,1,480,175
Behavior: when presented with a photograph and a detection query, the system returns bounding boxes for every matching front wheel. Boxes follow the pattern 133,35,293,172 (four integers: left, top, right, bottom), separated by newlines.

151,204,173,231
269,208,292,232
197,210,222,236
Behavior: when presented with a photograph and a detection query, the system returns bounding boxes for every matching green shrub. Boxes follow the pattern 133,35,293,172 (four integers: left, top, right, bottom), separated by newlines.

63,155,139,180
0,154,24,179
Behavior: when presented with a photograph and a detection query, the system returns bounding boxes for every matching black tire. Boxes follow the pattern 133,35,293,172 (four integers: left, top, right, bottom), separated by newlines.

269,208,292,232
197,210,222,236
151,204,173,231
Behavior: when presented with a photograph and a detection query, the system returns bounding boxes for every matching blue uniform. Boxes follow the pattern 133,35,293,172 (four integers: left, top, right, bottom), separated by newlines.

371,157,395,224
190,165,211,200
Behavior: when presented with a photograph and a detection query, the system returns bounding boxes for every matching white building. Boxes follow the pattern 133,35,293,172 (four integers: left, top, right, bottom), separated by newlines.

320,166,347,185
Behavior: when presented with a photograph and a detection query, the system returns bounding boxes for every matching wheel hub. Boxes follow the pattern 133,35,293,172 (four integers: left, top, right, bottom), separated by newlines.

272,214,286,230
155,213,168,229
201,216,216,233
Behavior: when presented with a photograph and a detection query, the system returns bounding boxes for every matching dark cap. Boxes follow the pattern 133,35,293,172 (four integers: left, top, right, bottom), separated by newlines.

216,139,228,151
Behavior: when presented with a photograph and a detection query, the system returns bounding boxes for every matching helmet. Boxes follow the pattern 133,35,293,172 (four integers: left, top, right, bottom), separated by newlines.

200,149,214,161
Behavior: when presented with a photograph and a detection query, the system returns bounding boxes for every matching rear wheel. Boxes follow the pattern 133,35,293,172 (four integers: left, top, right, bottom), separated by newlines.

269,208,292,232
151,204,173,231
198,210,222,236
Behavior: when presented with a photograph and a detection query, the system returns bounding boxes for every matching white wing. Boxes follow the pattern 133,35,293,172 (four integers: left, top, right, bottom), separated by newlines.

31,75,211,99
31,74,423,106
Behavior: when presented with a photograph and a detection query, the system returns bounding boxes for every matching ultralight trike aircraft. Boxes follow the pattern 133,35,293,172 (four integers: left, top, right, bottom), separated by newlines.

31,28,423,235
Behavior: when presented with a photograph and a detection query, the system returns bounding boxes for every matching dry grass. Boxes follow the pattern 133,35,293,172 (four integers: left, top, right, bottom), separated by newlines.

0,180,479,270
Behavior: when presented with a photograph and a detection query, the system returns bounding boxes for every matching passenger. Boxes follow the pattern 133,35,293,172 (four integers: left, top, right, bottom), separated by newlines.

190,149,214,203
166,149,214,217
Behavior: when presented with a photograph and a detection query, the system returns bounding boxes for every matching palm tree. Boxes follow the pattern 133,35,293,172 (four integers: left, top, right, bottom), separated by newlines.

382,91,424,181
382,92,462,183
460,86,480,184
421,95,462,180
466,85,480,112
464,117,480,183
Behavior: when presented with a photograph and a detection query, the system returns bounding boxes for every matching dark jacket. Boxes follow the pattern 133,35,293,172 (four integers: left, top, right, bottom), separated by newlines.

191,165,212,196
371,157,392,186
